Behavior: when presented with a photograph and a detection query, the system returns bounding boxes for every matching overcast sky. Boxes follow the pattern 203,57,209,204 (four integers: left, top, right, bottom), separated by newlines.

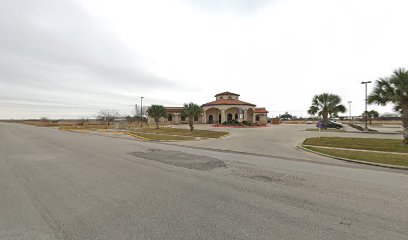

1,0,407,119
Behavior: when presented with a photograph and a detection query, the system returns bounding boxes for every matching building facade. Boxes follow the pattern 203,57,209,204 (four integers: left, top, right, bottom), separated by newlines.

147,92,269,125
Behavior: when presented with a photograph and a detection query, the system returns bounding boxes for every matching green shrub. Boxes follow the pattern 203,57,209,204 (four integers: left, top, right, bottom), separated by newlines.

221,120,256,126
222,119,242,126
242,121,254,126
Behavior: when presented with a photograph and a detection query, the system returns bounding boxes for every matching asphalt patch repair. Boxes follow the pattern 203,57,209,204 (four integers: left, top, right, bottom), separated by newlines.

129,149,227,171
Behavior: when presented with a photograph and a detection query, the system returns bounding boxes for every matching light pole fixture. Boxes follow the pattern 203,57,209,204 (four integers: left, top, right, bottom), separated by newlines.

361,81,372,131
140,97,144,127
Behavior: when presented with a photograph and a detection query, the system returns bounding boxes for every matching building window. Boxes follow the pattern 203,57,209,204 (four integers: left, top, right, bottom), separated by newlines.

168,115,173,121
228,96,232,99
220,97,223,99
256,115,260,121
181,115,186,121
235,114,238,120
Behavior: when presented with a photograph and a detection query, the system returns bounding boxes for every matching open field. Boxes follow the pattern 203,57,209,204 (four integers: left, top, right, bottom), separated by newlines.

303,137,408,153
305,146,408,167
12,119,110,128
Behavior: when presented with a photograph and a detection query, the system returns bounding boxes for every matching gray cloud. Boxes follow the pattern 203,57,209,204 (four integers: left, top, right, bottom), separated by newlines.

0,0,181,118
181,0,278,14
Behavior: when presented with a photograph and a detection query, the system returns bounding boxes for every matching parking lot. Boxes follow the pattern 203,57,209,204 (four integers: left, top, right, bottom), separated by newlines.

171,123,403,168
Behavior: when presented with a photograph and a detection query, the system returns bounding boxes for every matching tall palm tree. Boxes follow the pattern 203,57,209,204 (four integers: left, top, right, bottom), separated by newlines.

368,68,408,144
182,102,203,132
307,93,346,127
362,110,379,125
147,105,167,129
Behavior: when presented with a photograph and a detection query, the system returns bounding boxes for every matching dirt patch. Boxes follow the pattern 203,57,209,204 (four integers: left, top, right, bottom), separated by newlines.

129,149,226,171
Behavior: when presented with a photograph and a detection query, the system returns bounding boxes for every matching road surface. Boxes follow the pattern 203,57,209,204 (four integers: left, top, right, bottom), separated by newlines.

1,123,407,239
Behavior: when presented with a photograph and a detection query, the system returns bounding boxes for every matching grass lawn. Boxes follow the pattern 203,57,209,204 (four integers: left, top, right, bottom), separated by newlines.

305,128,345,132
305,146,408,167
133,127,228,138
129,132,195,141
303,137,408,153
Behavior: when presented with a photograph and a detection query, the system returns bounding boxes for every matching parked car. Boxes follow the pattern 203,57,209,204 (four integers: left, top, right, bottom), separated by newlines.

324,121,343,129
306,120,312,124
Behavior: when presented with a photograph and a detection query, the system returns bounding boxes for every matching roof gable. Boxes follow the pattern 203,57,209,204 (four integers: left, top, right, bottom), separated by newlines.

202,99,256,107
214,91,240,97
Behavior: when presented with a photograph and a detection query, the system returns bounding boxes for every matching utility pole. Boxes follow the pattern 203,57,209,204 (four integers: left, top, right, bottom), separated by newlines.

361,81,372,131
140,97,144,127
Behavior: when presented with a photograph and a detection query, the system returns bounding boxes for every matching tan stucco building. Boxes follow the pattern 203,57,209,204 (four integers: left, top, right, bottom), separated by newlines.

148,91,269,125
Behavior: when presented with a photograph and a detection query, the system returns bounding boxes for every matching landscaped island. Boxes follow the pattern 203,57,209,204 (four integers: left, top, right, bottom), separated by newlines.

302,137,408,167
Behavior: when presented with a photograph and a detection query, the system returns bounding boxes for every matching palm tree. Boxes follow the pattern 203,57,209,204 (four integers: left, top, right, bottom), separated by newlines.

147,105,167,129
362,110,379,125
368,68,408,144
182,102,203,132
307,93,346,127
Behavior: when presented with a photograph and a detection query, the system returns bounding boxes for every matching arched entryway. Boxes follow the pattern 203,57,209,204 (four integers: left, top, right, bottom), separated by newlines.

208,115,213,124
204,107,221,124
225,107,240,122
247,108,255,123
227,113,233,121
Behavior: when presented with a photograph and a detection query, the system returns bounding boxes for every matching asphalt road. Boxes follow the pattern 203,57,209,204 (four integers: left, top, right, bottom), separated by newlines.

1,123,407,240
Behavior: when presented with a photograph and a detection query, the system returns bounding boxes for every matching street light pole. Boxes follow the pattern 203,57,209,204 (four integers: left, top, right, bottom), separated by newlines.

361,81,372,131
140,97,144,127
347,101,352,120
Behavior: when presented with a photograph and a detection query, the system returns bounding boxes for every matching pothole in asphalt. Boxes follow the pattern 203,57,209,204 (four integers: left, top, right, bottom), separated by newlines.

250,175,278,182
233,168,305,185
129,149,227,171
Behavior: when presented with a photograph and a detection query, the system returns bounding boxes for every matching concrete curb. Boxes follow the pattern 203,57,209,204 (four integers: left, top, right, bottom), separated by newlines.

123,132,151,141
298,145,408,170
62,128,229,142
126,129,230,142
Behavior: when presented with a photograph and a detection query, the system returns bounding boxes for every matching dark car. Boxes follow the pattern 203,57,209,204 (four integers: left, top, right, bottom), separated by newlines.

324,121,343,129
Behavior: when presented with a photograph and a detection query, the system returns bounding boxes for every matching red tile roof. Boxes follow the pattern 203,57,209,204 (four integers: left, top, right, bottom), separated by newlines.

202,99,256,107
255,109,269,113
165,107,184,113
215,91,240,97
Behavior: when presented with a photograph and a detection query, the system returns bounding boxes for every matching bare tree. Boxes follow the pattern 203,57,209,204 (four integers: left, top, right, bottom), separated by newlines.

97,109,120,127
78,117,89,126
